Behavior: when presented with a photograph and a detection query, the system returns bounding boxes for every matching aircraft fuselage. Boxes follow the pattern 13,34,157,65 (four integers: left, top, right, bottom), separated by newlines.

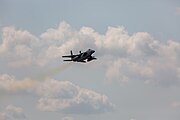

62,49,96,63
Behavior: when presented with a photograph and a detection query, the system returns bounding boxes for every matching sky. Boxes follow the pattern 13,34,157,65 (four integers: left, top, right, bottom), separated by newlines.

0,0,180,120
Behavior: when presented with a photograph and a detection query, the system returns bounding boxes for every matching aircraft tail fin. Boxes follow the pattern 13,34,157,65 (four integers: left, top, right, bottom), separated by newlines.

70,50,73,56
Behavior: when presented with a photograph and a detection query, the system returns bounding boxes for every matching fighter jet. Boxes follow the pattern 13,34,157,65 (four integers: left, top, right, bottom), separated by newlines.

62,49,97,63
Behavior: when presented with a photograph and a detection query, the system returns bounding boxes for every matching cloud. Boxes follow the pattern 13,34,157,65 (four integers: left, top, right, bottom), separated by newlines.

40,21,73,42
37,22,180,86
37,79,78,99
0,105,26,120
1,21,180,86
176,7,180,16
37,79,114,114
171,101,180,108
0,26,39,67
130,118,136,120
62,116,74,120
0,74,38,93
0,74,114,115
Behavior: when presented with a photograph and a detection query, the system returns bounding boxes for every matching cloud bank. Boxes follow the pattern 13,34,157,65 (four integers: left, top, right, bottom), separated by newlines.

0,74,38,93
0,21,180,86
0,74,114,114
37,79,114,114
0,105,26,120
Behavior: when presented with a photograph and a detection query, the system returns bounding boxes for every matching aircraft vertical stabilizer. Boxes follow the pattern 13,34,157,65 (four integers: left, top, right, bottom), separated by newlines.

71,50,73,56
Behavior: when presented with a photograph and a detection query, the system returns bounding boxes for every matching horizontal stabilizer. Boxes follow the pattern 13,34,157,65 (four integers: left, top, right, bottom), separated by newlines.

63,60,73,61
62,55,79,57
62,55,73,57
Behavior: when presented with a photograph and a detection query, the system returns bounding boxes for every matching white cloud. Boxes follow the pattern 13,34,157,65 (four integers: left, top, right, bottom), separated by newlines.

0,27,38,53
0,27,39,67
1,21,180,86
37,79,114,114
0,105,26,120
40,21,74,42
38,22,180,86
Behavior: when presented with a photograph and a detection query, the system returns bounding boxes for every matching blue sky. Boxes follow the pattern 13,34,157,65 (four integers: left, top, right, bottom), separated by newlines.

0,0,180,120
1,0,180,39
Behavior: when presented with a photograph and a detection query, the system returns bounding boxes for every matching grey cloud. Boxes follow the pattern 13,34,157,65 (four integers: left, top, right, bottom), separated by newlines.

0,74,114,115
0,74,38,93
0,105,26,120
37,79,79,99
176,7,180,16
37,79,115,114
61,116,74,120
172,101,180,108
